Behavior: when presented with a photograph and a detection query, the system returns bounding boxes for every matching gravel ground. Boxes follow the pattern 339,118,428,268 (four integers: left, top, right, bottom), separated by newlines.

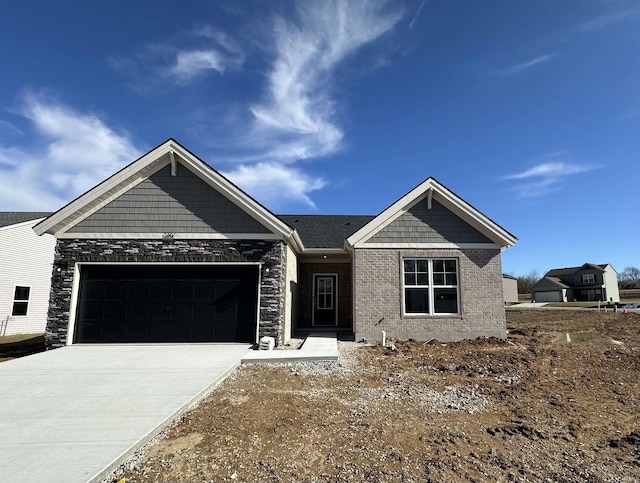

108,310,640,483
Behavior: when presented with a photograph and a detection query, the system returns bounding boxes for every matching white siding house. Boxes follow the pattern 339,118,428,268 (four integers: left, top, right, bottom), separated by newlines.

0,213,55,335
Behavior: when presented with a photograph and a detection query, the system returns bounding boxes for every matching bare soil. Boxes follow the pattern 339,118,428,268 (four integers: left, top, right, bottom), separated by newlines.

116,310,639,483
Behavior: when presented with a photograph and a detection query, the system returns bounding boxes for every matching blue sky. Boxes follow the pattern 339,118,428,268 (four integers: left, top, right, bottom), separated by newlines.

0,0,638,276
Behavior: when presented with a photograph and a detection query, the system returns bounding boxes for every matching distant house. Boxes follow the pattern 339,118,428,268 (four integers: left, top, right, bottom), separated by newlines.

531,263,619,303
0,213,55,335
502,274,519,303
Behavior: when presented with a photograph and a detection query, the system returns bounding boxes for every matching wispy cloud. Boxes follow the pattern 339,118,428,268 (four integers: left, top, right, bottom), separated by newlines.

222,0,403,207
409,0,426,29
504,152,599,198
168,49,226,84
0,92,140,210
0,119,22,135
499,54,556,76
222,162,325,210
108,2,403,209
110,25,244,90
575,8,640,33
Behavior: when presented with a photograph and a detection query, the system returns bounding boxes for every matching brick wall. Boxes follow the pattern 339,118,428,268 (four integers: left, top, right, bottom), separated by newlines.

46,239,286,349
353,248,505,342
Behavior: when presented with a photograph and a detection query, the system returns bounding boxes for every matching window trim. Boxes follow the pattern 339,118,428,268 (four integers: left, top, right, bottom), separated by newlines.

401,258,460,316
581,273,595,284
12,285,31,317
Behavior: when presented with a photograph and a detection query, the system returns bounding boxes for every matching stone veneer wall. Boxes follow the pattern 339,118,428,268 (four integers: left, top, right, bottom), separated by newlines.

46,239,286,349
353,248,505,342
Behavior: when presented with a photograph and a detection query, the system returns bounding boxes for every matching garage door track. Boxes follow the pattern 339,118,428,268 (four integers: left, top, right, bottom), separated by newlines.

0,344,251,483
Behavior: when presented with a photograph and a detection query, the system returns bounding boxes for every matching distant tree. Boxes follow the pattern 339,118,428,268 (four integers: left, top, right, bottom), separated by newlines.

619,266,640,289
516,269,541,294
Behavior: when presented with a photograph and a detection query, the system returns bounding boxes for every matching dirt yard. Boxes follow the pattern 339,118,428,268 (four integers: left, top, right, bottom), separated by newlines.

114,310,639,483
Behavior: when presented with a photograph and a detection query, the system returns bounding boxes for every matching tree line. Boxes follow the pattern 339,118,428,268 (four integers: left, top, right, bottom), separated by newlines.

510,266,640,294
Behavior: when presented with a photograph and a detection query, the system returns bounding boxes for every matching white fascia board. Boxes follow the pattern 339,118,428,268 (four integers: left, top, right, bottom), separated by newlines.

286,230,305,254
356,242,501,249
34,141,177,236
57,232,283,240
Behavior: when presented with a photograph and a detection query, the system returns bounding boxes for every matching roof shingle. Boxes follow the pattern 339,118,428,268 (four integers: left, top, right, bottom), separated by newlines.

0,212,52,228
278,215,374,249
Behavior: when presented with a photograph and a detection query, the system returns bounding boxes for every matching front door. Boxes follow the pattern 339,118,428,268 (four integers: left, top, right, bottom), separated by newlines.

313,274,337,326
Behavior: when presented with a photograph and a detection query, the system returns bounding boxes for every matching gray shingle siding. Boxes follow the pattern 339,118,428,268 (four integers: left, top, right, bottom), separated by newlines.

68,164,271,234
367,199,492,244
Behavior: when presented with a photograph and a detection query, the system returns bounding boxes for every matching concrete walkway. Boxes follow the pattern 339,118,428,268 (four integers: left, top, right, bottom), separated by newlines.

242,332,338,363
0,344,251,483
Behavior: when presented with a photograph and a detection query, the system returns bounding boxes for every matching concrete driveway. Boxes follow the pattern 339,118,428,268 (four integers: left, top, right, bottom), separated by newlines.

0,344,251,483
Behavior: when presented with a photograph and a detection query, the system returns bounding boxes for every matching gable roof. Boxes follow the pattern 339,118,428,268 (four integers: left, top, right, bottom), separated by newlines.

279,215,374,249
545,263,608,278
538,276,572,289
33,139,302,249
0,212,52,228
346,177,517,248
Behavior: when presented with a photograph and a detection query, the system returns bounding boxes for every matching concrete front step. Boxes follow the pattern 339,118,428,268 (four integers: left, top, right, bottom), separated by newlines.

241,332,338,364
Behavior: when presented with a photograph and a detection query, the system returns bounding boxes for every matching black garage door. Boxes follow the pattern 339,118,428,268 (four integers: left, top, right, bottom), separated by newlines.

74,265,258,343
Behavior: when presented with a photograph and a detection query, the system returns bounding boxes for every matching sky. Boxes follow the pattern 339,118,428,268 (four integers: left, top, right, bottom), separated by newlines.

0,0,638,276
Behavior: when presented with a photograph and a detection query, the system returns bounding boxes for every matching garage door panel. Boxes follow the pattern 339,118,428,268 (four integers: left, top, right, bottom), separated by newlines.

84,281,106,300
128,281,149,300
149,281,172,300
124,321,147,342
102,320,125,341
105,282,127,300
194,281,216,300
75,265,258,343
534,291,562,302
76,321,101,343
104,303,126,320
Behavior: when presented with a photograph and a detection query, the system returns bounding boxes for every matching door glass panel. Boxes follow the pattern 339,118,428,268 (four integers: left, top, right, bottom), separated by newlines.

316,277,334,310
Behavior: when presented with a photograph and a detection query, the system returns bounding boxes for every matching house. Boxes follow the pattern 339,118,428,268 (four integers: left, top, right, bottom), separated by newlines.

531,263,620,303
502,274,519,304
33,139,517,349
0,212,55,335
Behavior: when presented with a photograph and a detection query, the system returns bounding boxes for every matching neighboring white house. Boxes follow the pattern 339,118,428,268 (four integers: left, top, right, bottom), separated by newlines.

502,274,519,303
0,213,55,335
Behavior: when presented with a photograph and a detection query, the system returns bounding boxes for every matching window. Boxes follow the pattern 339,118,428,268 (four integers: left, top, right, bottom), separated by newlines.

12,286,31,316
582,273,595,284
403,258,459,315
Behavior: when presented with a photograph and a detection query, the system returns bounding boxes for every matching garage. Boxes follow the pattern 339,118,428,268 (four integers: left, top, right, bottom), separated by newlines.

533,290,562,303
74,264,259,343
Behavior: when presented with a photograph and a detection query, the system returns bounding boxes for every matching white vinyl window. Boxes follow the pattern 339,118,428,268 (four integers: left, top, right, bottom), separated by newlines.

403,259,459,315
12,286,31,316
581,273,595,284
